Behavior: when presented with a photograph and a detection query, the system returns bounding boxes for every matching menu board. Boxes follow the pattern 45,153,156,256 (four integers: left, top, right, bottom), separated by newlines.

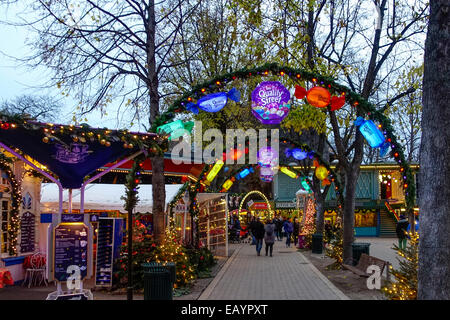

54,223,88,282
95,218,123,287
20,211,35,253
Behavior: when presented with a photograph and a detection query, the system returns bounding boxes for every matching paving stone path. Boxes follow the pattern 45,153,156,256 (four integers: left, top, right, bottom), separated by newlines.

199,242,349,300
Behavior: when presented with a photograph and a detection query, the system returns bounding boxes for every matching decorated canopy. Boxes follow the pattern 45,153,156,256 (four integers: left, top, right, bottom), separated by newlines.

0,117,163,189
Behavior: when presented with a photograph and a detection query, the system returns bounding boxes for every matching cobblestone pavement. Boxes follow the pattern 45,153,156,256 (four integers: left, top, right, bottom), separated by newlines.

199,242,349,300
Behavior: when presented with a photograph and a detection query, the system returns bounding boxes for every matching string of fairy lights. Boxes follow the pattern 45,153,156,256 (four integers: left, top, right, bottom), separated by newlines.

0,154,22,256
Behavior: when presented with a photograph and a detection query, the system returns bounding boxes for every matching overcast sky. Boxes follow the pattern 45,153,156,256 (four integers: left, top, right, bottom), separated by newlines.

0,3,139,130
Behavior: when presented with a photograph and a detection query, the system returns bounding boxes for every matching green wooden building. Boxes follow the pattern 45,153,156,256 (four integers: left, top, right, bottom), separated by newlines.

272,163,419,237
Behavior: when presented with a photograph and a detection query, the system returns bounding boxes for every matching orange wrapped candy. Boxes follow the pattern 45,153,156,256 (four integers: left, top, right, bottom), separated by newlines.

306,87,331,108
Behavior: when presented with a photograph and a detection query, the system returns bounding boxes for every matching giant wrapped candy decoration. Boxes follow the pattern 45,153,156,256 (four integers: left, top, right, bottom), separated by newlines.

257,146,278,182
306,86,331,108
294,85,345,111
280,167,298,179
206,160,224,182
354,117,390,157
301,177,312,192
315,165,328,181
156,120,194,141
251,81,291,124
285,148,308,161
186,87,240,114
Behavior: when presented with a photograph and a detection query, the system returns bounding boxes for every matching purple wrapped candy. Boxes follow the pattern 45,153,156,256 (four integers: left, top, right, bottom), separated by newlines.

257,146,278,168
252,81,291,124
259,166,274,182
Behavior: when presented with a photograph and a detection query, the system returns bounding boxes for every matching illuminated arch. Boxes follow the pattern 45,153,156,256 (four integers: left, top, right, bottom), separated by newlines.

155,62,415,212
238,190,273,221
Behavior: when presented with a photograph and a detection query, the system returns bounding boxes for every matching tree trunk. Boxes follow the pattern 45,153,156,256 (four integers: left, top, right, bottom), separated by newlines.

342,168,358,264
147,0,166,243
418,0,450,300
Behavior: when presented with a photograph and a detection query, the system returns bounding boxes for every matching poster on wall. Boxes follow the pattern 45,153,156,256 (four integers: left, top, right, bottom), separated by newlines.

53,223,88,282
20,211,35,253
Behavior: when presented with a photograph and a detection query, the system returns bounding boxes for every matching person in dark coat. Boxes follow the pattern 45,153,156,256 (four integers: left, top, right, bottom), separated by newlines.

253,217,265,256
264,219,276,256
293,218,300,247
396,214,409,250
274,216,283,241
248,216,257,245
283,218,294,248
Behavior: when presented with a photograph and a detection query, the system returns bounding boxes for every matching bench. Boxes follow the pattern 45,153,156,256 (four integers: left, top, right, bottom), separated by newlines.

343,253,390,280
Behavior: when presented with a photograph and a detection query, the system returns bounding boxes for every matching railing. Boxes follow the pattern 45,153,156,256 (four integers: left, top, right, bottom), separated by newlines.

384,201,399,222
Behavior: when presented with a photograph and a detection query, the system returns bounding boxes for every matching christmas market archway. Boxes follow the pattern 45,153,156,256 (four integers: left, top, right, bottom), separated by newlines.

237,190,274,221
153,62,416,214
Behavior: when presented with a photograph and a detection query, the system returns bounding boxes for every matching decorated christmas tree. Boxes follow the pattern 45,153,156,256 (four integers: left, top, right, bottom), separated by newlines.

325,226,343,269
154,227,196,288
382,231,419,300
302,197,316,247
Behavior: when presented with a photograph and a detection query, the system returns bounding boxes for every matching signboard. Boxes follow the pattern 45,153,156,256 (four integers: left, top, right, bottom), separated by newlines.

95,218,124,287
61,214,85,223
53,223,88,282
249,202,268,210
20,211,35,253
275,202,296,208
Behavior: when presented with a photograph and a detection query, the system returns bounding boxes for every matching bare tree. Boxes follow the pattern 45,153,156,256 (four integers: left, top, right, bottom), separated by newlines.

0,94,63,122
418,0,450,300
2,0,202,243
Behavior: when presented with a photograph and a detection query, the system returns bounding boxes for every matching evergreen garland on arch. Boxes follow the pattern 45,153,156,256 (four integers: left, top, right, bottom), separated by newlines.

150,62,416,212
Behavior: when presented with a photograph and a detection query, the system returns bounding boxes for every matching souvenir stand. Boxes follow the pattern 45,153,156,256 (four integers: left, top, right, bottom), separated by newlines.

197,193,228,257
0,119,160,297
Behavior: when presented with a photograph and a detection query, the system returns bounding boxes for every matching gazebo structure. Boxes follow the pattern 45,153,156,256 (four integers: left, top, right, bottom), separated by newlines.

0,115,166,293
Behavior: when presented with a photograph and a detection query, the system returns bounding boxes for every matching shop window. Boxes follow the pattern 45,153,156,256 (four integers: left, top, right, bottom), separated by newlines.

355,210,377,227
1,200,10,255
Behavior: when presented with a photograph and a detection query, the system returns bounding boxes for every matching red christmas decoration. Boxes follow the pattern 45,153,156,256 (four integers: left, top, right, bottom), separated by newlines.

294,85,307,99
330,96,346,111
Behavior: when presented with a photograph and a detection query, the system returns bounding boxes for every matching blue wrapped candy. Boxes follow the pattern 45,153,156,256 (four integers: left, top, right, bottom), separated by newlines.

285,148,308,160
235,167,254,180
354,117,390,157
186,88,240,114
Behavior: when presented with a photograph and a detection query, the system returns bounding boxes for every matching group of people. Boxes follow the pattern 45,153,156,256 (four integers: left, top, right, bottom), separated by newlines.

247,216,301,256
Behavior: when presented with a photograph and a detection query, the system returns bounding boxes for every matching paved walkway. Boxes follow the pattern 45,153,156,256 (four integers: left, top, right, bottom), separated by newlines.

199,242,349,300
356,237,401,270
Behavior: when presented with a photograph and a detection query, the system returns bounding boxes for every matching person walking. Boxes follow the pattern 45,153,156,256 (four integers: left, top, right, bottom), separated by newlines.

396,214,409,250
283,218,294,248
293,218,300,247
248,216,257,245
253,217,265,256
264,219,276,257
275,216,283,241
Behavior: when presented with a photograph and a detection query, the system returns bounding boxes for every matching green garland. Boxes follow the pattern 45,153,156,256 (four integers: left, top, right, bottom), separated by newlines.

150,62,415,212
0,154,22,256
121,155,147,213
0,113,168,156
